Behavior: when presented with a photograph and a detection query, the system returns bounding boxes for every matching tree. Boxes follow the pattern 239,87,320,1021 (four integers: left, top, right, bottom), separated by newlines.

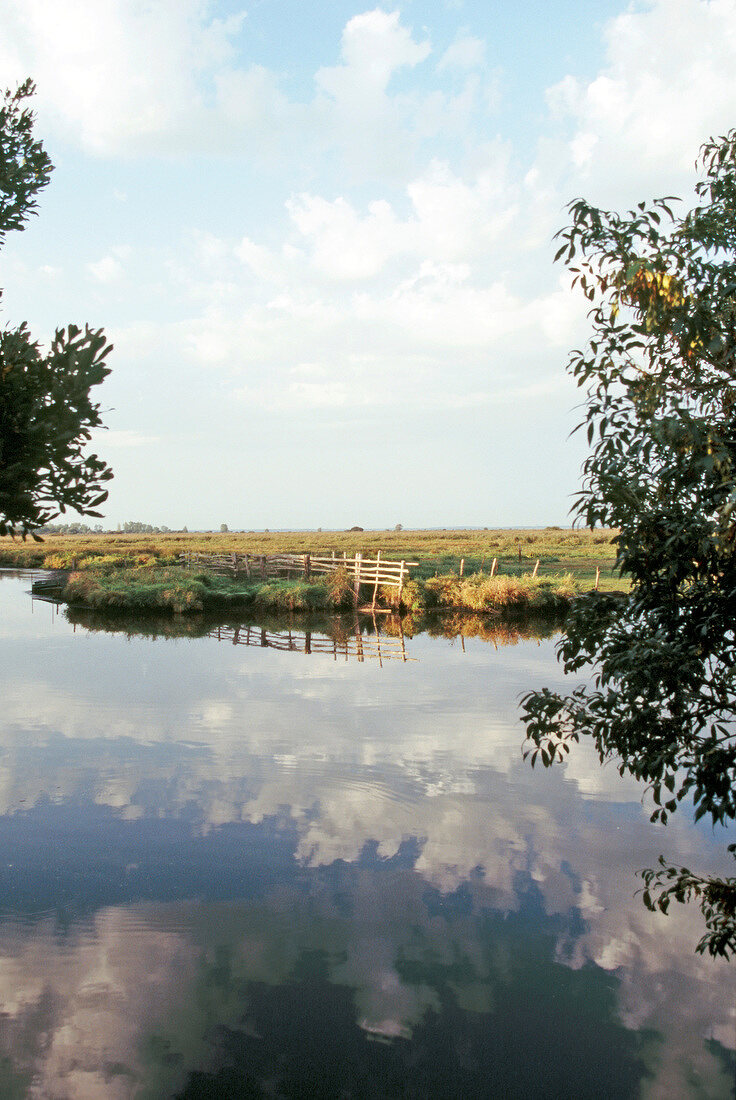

520,129,736,957
0,80,113,537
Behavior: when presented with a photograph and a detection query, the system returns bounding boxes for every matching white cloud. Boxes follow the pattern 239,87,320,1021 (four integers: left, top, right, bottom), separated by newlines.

0,0,247,154
437,33,485,71
88,429,159,450
0,2,439,172
316,9,431,99
234,236,290,284
544,0,736,202
284,152,517,282
286,194,411,280
88,255,123,283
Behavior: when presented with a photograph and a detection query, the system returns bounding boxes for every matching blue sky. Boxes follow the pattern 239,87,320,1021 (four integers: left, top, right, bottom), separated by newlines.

2,0,736,530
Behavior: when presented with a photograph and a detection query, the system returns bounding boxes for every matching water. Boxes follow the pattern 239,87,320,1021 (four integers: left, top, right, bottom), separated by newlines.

0,572,733,1098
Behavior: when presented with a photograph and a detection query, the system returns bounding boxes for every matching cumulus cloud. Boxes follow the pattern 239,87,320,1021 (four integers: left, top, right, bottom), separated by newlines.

436,33,485,71
0,2,439,171
543,0,736,203
4,0,736,526
0,0,247,154
316,9,431,97
88,255,123,283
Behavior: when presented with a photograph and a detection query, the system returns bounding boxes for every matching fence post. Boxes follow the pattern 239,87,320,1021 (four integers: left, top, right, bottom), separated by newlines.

353,552,362,605
595,565,600,590
459,558,464,577
397,561,406,609
490,557,497,578
371,551,381,610
532,559,540,578
305,553,311,579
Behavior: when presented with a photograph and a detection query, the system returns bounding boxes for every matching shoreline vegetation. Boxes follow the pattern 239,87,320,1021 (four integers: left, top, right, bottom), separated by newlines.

58,565,577,617
2,527,624,617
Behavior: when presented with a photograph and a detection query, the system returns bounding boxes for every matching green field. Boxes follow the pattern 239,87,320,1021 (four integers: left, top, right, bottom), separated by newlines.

0,526,624,591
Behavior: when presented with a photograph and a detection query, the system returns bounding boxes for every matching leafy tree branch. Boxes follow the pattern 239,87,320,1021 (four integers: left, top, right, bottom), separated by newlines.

521,129,736,956
0,81,113,537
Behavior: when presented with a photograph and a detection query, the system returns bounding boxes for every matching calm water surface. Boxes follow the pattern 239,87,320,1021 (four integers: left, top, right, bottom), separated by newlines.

0,571,734,1098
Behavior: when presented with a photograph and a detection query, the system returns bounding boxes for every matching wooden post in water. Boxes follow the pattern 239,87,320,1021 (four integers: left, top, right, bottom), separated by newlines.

353,552,362,606
399,616,407,662
354,614,364,662
373,613,383,668
532,560,540,578
372,551,381,610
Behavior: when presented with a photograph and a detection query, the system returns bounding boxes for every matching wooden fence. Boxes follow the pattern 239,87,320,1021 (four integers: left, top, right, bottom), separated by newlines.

206,622,413,664
180,550,418,608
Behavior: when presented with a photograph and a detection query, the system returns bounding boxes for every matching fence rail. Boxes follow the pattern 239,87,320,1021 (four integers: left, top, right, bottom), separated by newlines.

207,622,413,664
180,550,418,608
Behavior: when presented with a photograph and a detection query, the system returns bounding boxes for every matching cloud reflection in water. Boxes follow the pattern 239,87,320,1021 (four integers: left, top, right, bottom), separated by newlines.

0,575,733,1098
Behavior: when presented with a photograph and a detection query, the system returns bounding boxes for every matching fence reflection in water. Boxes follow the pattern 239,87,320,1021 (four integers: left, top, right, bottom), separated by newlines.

207,619,414,664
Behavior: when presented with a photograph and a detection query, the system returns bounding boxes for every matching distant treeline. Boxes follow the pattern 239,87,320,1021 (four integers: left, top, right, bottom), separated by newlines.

38,521,181,535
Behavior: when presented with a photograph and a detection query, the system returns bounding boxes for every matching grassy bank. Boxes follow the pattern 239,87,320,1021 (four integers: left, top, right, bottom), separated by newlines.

1,526,624,591
57,565,579,617
61,568,352,615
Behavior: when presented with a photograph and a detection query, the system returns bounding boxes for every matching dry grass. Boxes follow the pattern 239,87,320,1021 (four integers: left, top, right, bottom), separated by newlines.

0,526,623,589
403,572,576,615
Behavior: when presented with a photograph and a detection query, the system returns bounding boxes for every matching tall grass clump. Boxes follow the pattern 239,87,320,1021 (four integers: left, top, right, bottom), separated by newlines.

409,572,577,615
251,580,332,613
325,565,353,609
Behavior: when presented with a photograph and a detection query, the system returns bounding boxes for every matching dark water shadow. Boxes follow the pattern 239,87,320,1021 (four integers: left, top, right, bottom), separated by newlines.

60,603,564,662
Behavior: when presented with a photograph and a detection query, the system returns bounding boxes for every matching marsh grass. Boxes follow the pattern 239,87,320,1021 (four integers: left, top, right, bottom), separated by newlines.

61,568,352,615
0,527,622,589
58,564,580,617
402,572,576,615
63,567,259,614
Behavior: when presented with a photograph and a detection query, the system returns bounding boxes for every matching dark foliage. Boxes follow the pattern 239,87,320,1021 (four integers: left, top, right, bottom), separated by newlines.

0,81,113,537
521,129,736,956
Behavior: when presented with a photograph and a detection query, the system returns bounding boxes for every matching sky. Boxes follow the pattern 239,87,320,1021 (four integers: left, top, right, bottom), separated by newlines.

2,0,736,531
